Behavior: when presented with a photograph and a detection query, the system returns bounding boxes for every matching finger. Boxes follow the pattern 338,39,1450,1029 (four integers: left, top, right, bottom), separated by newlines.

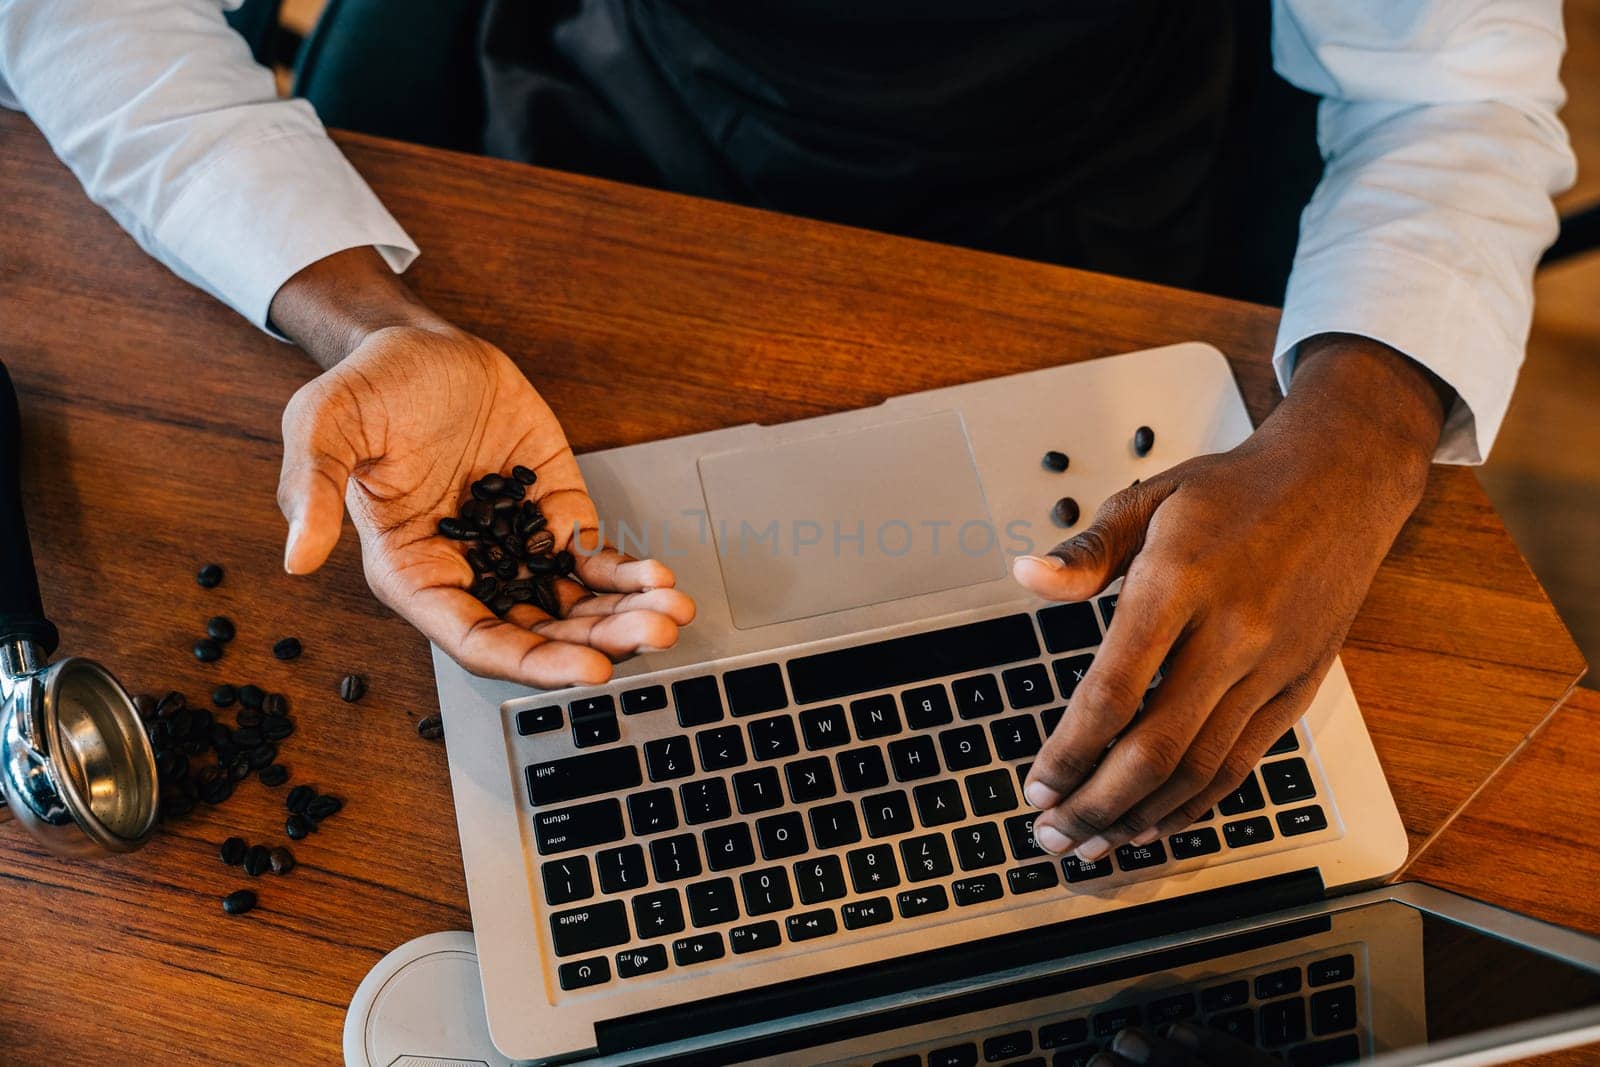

277,384,356,575
408,583,612,687
1109,1027,1202,1066
1031,633,1247,859
530,611,681,658
573,546,680,594
563,587,698,625
1012,480,1174,602
1167,1021,1281,1066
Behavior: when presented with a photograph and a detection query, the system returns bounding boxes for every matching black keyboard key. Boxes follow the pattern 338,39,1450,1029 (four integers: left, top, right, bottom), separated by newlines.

1051,654,1095,699
571,695,614,718
571,697,620,748
800,703,851,750
1218,771,1266,815
1097,594,1117,627
1054,1046,1098,1067
1038,601,1100,654
939,725,992,771
631,888,685,937
795,855,847,904
952,822,1006,871
850,695,901,740
1007,860,1059,894
785,756,837,803
842,895,893,929
1038,1018,1088,1048
863,790,914,837
900,833,954,881
596,843,647,893
990,715,1043,760
965,769,1019,815
672,932,725,966
1257,966,1303,999
725,663,788,717
703,823,755,871
673,675,723,727
952,873,1003,906
1147,992,1196,1024
897,885,949,917
616,944,668,978
558,956,610,990
847,845,901,893
1201,979,1250,1013
809,800,862,848
1223,815,1275,848
1093,1004,1141,1038
729,920,781,954
1290,1035,1361,1067
649,833,702,882
787,908,837,942
756,811,808,860
1278,804,1328,837
621,685,667,715
1114,841,1167,872
644,736,694,782
1004,812,1047,860
1259,997,1307,1046
1209,1007,1254,1044
787,614,1039,704
680,778,732,824
733,767,783,813
516,705,562,735
1169,826,1222,859
983,1031,1033,1061
914,779,967,827
541,856,594,905
526,748,642,807
928,1043,979,1067
748,715,800,761
696,725,748,771
1267,727,1299,755
549,900,629,957
838,746,890,792
889,735,940,781
952,674,1003,718
1061,854,1114,882
902,684,954,729
1002,663,1053,708
1311,985,1357,1035
740,866,794,915
535,798,625,855
1261,757,1317,804
1308,953,1355,987
687,877,739,927
1041,706,1065,735
627,788,679,836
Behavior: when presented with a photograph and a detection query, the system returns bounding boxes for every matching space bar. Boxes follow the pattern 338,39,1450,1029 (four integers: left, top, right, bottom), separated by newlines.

786,614,1040,705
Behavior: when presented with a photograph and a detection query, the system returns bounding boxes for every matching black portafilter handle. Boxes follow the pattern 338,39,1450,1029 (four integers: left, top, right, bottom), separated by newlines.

0,358,59,658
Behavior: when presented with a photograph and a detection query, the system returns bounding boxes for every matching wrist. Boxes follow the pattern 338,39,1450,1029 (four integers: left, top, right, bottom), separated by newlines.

268,247,450,370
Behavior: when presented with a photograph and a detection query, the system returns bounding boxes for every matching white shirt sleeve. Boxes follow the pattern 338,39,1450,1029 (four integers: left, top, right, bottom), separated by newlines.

1271,1,1576,464
0,0,419,334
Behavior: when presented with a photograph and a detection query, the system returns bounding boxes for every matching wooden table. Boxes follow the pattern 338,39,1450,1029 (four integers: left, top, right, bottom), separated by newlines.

0,109,1588,1064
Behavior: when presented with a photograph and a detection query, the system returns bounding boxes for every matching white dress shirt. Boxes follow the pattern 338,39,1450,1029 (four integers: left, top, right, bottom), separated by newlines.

0,1,1575,463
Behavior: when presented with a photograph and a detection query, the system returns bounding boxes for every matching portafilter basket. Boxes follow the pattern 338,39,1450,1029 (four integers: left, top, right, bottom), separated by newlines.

0,359,158,857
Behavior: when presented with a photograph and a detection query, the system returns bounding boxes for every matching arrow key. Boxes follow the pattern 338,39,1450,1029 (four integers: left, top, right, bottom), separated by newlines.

897,885,950,918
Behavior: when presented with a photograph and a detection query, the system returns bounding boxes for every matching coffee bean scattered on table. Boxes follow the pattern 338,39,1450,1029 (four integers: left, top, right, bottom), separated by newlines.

206,616,235,643
211,684,237,708
220,836,247,866
271,637,303,661
133,694,157,721
1041,450,1069,473
1133,425,1155,457
338,674,366,703
193,637,223,663
196,563,224,589
417,714,445,741
285,813,312,840
259,764,289,787
1051,497,1081,529
306,795,343,823
222,889,256,916
437,469,575,617
238,684,265,711
243,844,271,877
268,847,295,875
286,785,315,816
262,715,295,741
155,691,186,719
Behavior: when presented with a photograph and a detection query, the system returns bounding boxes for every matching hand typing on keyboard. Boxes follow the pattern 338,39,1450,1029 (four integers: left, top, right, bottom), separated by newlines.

1013,335,1448,862
1094,1022,1279,1066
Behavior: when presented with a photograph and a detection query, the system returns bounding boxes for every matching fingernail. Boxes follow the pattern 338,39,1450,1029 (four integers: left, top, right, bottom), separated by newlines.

1034,823,1073,854
1112,1029,1151,1063
1024,780,1061,810
283,519,304,574
1167,1022,1202,1049
1131,827,1160,847
1016,554,1065,572
1075,835,1111,861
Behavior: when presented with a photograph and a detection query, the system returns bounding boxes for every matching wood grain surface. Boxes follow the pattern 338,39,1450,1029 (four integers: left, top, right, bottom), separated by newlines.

0,110,1587,1064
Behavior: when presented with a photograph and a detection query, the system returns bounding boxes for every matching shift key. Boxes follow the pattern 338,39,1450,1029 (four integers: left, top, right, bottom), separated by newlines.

550,900,629,957
535,798,624,855
527,747,642,806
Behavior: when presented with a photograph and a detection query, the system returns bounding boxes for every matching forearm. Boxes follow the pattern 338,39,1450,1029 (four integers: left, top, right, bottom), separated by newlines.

269,247,449,370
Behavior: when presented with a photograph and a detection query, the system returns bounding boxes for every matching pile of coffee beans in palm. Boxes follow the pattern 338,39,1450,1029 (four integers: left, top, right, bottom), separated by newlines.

437,466,575,616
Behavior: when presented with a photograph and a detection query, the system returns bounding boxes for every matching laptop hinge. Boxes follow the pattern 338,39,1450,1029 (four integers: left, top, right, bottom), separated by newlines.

598,867,1326,1061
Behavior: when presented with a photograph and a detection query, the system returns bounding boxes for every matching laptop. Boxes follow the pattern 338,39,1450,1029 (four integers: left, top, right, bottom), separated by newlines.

411,343,1599,1066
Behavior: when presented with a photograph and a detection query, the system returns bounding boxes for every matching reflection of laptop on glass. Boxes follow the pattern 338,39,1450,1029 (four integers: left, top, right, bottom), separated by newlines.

346,345,1600,1066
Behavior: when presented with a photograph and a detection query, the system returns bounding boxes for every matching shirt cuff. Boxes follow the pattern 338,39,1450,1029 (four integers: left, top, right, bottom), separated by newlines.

1273,244,1522,466
151,126,419,336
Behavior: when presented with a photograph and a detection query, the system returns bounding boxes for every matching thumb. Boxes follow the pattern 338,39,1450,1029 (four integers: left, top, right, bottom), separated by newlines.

277,386,355,575
1013,481,1168,601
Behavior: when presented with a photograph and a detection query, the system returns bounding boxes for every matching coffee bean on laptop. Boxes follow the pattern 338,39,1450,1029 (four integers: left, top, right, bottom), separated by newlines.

222,889,257,916
271,637,302,661
338,674,366,703
155,691,186,719
286,785,316,815
220,836,247,867
1051,497,1081,529
1042,450,1069,472
306,795,344,822
238,684,265,711
259,764,289,788
262,692,289,717
417,714,445,741
193,637,222,663
1133,425,1155,457
512,464,538,486
243,845,271,877
211,684,237,708
206,615,236,643
196,563,224,588
285,813,313,840
268,847,295,876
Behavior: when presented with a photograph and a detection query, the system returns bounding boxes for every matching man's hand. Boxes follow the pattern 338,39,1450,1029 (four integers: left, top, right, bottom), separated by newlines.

1013,335,1448,860
268,248,694,687
1088,1023,1281,1065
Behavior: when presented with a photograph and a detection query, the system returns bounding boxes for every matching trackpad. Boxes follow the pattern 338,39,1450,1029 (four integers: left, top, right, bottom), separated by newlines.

698,411,1006,630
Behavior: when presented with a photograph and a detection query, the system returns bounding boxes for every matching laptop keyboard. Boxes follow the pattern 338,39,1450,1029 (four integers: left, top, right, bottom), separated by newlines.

512,597,1338,994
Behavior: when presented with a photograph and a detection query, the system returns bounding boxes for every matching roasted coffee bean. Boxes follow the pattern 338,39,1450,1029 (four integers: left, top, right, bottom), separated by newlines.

285,813,313,840
517,510,547,538
181,736,208,756
170,707,194,739
162,794,195,819
220,836,248,866
493,557,518,581
232,726,264,748
470,576,499,602
247,743,278,771
479,473,506,496
490,515,511,540
504,580,535,604
196,763,224,787
338,674,367,703
1042,450,1070,472
166,753,191,782
460,499,493,528
228,752,252,782
482,543,508,567
211,684,238,708
259,764,289,787
437,516,475,541
262,693,289,717
268,847,295,875
155,749,178,779
524,554,561,576
286,785,316,815
306,795,344,822
222,889,257,916
512,464,538,486
272,637,302,661
235,708,263,730
196,563,224,588
491,495,517,514
200,776,234,805
1133,425,1155,456
1051,497,1081,528
532,579,560,617
243,844,271,877
417,714,445,741
208,723,233,751
133,694,157,721
262,716,295,742
523,530,555,557
206,615,236,643
489,593,514,616
554,550,575,576
238,684,265,710
498,479,526,502
155,691,186,719
465,546,490,573
187,707,213,736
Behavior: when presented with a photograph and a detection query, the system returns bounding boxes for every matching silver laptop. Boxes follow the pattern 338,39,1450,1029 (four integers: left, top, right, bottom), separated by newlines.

430,343,1429,1063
